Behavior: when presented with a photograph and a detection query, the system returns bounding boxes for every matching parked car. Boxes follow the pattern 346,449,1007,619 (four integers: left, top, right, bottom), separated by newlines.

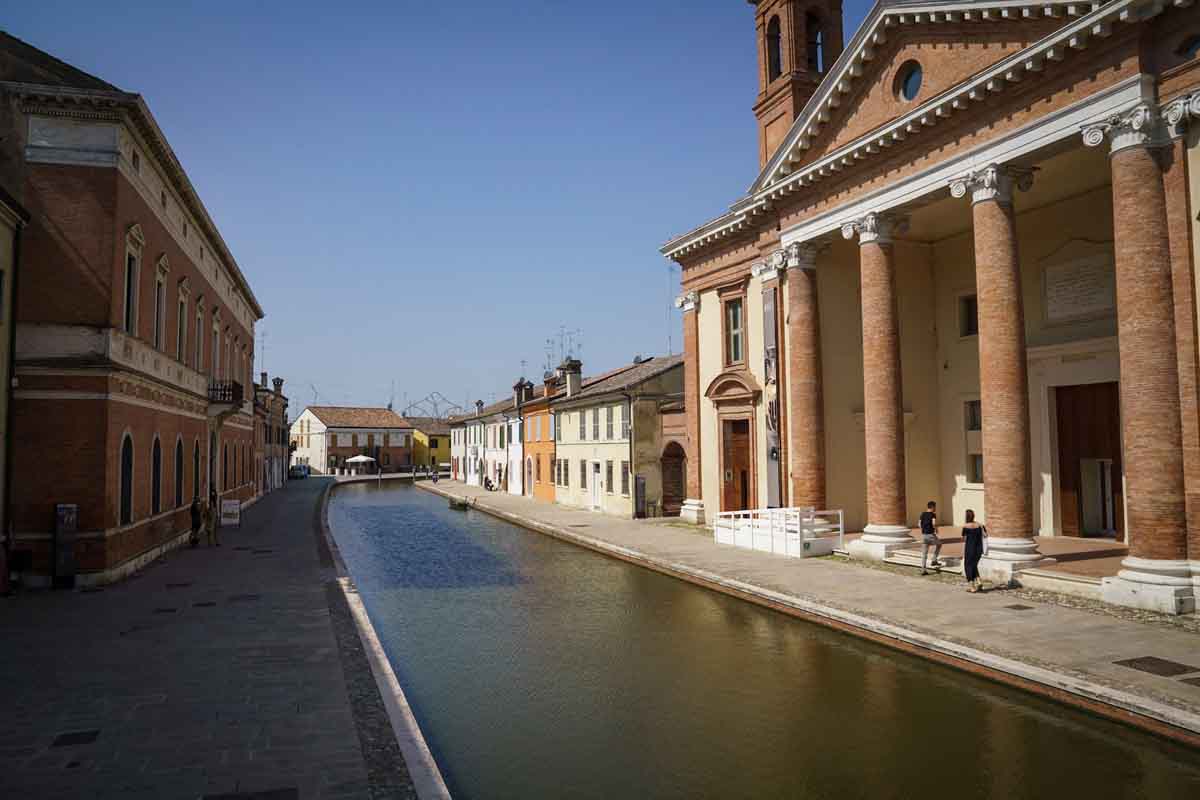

288,465,307,479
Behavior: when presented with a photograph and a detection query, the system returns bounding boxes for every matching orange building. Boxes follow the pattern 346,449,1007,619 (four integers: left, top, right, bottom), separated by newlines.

522,377,558,503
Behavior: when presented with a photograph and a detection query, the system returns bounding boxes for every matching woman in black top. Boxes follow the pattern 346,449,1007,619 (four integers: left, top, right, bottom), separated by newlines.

962,509,985,593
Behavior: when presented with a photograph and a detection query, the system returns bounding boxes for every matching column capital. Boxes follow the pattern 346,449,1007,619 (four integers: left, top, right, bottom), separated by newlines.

949,164,1035,206
784,241,826,270
840,212,908,246
1082,103,1166,155
1163,92,1200,140
674,290,699,313
751,248,788,281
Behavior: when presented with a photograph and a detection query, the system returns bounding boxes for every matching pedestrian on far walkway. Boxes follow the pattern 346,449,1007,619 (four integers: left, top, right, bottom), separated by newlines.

920,500,941,575
189,497,202,548
206,490,221,548
962,509,985,593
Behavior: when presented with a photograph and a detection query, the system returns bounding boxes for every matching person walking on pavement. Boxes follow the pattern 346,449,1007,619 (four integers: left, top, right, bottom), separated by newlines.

920,500,942,575
206,490,221,547
189,497,202,548
962,509,986,592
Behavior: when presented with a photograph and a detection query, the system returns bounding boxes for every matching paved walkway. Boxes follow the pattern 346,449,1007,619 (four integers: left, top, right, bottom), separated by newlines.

0,477,416,800
422,481,1200,745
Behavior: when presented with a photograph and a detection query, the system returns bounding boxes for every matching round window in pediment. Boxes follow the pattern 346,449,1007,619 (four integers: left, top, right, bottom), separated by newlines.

894,60,923,102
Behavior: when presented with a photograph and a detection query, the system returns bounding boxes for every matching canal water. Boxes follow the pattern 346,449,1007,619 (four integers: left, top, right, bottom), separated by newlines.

329,482,1200,799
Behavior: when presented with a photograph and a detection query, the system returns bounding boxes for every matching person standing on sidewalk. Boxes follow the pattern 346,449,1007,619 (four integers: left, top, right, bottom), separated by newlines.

919,500,942,575
962,509,985,592
206,490,221,547
189,497,202,548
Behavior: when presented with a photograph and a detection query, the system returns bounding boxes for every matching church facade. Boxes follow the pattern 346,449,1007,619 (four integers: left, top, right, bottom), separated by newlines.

663,0,1200,613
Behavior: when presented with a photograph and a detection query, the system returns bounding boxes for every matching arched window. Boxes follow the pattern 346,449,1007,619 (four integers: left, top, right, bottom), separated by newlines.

766,16,782,82
151,438,162,515
174,440,184,508
120,434,134,525
806,12,824,72
193,442,201,500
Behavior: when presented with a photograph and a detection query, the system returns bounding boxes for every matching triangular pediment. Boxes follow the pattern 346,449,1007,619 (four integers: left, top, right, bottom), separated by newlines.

798,24,1058,169
751,0,1129,194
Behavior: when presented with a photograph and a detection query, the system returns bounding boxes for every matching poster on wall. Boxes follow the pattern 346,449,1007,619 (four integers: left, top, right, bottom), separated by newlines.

220,499,241,528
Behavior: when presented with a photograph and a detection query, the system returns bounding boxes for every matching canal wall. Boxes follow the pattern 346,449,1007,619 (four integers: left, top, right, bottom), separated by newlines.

321,480,453,799
416,481,1200,750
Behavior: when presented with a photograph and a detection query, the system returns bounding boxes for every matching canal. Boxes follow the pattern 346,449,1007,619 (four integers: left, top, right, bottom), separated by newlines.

328,482,1200,799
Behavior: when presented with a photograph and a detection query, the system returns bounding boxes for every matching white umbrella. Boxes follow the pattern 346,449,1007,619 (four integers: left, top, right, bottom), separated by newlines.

345,454,376,464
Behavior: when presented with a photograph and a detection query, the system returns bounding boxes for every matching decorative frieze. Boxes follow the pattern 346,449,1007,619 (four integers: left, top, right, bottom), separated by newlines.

841,212,907,246
949,164,1035,206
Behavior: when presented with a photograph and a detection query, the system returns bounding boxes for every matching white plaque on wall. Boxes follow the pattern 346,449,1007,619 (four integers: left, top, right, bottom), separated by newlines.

1043,255,1115,324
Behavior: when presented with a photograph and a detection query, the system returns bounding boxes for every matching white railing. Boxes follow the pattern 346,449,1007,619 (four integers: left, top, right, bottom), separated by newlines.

713,507,845,559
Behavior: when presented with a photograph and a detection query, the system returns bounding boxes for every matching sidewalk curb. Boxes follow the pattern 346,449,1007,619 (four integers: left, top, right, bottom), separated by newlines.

418,482,1200,749
320,481,453,799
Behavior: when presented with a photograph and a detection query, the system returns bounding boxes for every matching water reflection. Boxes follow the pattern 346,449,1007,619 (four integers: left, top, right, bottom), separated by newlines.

330,482,1200,800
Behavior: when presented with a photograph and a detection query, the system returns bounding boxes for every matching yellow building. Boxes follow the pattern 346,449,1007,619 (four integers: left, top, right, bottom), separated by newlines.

407,417,451,468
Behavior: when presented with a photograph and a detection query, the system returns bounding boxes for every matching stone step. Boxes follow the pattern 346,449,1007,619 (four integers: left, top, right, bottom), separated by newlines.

886,549,965,574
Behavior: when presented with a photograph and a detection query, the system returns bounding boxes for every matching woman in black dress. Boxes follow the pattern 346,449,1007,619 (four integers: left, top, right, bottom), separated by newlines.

962,509,985,593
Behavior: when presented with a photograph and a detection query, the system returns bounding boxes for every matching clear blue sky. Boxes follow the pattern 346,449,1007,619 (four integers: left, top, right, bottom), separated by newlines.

7,0,872,416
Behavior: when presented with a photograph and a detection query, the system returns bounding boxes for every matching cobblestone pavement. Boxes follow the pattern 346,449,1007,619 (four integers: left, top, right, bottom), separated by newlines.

422,482,1200,742
0,477,415,800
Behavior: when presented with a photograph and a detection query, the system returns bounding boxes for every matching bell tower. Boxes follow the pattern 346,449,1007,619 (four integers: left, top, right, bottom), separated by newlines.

751,0,844,167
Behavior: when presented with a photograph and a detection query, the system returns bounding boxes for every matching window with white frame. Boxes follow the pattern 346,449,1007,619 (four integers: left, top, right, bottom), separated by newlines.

620,461,630,496
964,400,983,484
605,460,614,494
606,406,614,440
592,408,600,440
578,410,585,441
123,225,144,335
621,403,630,439
153,264,166,350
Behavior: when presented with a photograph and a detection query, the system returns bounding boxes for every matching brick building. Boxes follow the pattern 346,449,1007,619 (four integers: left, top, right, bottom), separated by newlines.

254,373,289,495
289,406,412,474
0,182,28,591
663,1,1200,613
0,33,265,586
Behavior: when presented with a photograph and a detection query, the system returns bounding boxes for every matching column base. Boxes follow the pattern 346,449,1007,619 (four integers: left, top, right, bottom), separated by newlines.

977,536,1054,586
1101,557,1196,615
847,524,914,561
680,499,706,526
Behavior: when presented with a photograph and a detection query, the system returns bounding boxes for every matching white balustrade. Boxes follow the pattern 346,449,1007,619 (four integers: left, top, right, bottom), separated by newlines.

713,507,844,559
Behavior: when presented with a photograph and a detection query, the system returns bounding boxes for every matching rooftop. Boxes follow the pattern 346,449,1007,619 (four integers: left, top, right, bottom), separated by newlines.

305,406,412,430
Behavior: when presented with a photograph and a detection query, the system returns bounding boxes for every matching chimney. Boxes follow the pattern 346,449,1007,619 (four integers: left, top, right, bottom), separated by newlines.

260,371,268,388
272,377,284,396
561,358,582,397
513,378,526,408
543,370,557,398
475,399,484,416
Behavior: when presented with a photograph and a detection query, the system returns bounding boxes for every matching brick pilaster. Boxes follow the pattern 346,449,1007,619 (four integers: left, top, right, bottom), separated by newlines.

786,244,825,509
843,214,907,531
1162,136,1200,560
953,166,1035,543
681,297,702,504
1109,140,1188,561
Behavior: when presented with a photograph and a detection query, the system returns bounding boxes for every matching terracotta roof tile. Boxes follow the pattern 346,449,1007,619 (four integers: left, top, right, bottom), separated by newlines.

306,406,411,429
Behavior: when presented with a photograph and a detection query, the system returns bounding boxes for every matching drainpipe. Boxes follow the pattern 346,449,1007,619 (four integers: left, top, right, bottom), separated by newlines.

623,391,636,519
2,209,25,594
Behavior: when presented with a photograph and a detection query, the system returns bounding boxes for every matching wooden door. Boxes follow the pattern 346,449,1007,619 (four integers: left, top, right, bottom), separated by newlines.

722,419,752,512
1055,382,1123,537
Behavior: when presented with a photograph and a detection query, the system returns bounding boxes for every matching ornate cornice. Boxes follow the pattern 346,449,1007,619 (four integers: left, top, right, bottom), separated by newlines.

841,212,907,246
1082,103,1165,155
674,290,699,313
949,164,1035,206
